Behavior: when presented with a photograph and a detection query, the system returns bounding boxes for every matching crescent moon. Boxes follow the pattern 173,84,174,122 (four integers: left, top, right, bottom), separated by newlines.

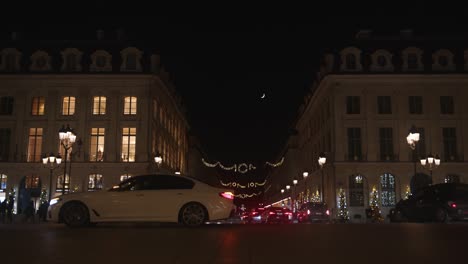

261,93,266,99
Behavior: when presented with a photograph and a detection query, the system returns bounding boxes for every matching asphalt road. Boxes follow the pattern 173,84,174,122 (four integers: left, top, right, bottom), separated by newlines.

1,221,467,264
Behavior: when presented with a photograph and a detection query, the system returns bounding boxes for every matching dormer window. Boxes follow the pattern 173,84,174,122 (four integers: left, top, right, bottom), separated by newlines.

340,47,362,72
346,54,356,70
377,56,387,66
402,47,423,72
370,50,393,72
120,47,143,72
432,49,455,71
90,50,112,72
408,54,418,69
60,48,83,72
0,48,21,72
126,54,137,70
30,51,51,72
438,56,448,66
96,56,106,67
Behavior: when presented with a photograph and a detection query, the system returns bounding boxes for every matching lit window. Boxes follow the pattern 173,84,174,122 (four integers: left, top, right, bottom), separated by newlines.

121,127,136,162
120,174,132,182
380,173,396,207
31,96,45,115
90,128,105,162
27,128,43,162
93,96,106,115
124,96,137,115
56,174,70,192
349,175,364,207
0,174,7,190
88,174,103,191
25,174,40,189
62,96,76,115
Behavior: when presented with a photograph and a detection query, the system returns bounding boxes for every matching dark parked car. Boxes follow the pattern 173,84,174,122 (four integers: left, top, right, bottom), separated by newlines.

296,202,330,223
390,183,468,223
243,207,265,224
261,207,292,223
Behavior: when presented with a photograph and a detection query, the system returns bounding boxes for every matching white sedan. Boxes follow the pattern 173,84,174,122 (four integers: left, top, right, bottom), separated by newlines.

48,174,236,227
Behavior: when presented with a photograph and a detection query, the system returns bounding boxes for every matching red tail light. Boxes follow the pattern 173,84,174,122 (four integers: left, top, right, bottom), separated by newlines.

307,209,310,215
448,201,457,208
269,212,275,215
285,212,292,215
326,209,330,216
251,212,258,215
219,191,234,200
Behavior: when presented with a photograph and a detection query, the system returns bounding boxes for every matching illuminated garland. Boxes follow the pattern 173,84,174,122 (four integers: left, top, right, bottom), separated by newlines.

220,180,267,188
201,159,256,173
265,157,284,167
202,157,284,171
235,192,262,199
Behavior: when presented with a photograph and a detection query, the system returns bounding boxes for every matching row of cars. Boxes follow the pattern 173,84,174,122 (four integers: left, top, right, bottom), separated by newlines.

241,202,331,224
241,183,468,224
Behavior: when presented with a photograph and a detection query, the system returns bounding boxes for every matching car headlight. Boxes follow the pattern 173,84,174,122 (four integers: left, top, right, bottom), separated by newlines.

50,197,62,206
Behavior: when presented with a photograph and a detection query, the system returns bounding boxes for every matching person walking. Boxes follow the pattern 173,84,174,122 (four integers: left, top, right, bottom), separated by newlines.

23,200,35,223
6,196,14,224
0,199,6,223
38,201,48,222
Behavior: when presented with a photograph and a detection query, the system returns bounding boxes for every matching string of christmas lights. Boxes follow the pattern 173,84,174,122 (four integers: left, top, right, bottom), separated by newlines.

201,157,284,172
234,192,262,199
220,180,267,188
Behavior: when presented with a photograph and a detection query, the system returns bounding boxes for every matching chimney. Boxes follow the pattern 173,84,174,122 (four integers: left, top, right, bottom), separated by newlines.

355,29,372,40
400,29,413,38
96,29,104,40
11,31,20,41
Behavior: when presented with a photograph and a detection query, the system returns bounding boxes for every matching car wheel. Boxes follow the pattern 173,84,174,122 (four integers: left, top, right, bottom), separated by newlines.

435,208,449,223
61,202,90,228
179,202,207,227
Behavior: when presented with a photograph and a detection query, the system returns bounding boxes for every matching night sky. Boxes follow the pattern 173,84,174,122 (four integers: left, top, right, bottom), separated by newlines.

2,11,468,165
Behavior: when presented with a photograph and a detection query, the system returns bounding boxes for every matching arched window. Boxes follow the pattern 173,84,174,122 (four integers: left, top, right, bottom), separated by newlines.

445,175,460,183
349,174,364,206
0,174,7,190
380,173,396,207
56,174,70,192
88,174,103,191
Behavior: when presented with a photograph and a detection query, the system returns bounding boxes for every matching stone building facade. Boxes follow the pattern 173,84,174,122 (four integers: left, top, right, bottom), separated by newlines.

264,31,468,221
0,31,190,213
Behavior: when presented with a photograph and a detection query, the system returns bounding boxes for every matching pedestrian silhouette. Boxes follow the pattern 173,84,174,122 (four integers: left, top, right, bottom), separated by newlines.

6,196,14,224
24,200,35,223
38,202,48,222
0,199,6,223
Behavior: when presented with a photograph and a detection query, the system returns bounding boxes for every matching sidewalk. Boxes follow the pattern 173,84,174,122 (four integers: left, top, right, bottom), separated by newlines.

0,214,51,225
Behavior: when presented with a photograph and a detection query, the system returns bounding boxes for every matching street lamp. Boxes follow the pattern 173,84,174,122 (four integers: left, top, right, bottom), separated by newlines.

281,189,285,206
42,153,62,202
406,125,420,178
420,154,441,184
318,152,327,202
292,179,298,212
303,171,309,202
154,152,162,172
59,124,76,195
285,185,291,210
